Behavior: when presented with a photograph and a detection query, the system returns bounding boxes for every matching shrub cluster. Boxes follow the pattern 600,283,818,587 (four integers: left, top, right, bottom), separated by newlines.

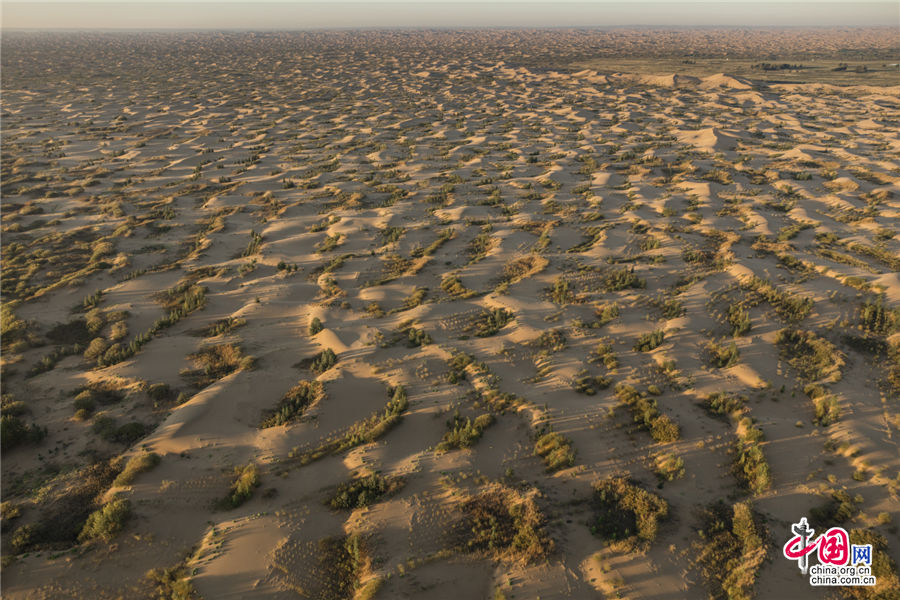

615,384,680,443
590,476,668,544
260,380,323,428
437,410,494,451
533,430,576,471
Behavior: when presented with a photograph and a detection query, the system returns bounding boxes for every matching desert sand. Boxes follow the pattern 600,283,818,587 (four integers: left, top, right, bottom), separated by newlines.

1,28,899,600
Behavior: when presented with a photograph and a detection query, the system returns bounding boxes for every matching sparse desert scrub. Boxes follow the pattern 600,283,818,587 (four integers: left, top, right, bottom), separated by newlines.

615,384,680,443
288,385,408,466
437,409,494,451
145,564,196,600
260,380,323,428
3,28,900,598
589,338,618,370
8,458,123,552
695,501,767,600
804,384,841,426
113,452,161,486
465,308,515,337
775,328,843,382
533,430,576,471
740,276,813,322
327,473,403,510
0,412,47,451
841,530,900,600
590,476,668,547
219,463,260,509
653,452,685,484
573,370,612,395
308,316,324,335
726,302,752,336
183,343,253,388
734,417,771,494
592,302,620,328
78,497,131,542
706,340,740,368
634,329,665,352
296,348,338,374
602,267,645,292
859,296,900,335
455,485,553,563
198,316,246,337
441,274,477,298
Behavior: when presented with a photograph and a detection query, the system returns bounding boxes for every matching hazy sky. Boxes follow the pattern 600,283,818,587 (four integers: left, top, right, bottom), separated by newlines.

3,1,898,29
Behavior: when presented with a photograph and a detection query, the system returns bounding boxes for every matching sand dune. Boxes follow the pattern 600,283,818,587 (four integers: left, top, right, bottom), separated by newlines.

2,27,899,600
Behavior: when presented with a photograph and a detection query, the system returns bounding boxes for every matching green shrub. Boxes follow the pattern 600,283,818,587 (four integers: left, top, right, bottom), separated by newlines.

842,530,900,599
634,329,665,352
437,410,494,451
261,380,323,428
574,370,612,395
704,392,747,418
458,486,552,563
615,384,680,443
603,267,645,292
298,348,338,374
859,297,900,335
654,453,685,483
1,414,47,451
695,501,767,600
805,384,841,426
549,277,575,304
775,328,843,382
727,303,752,336
741,276,813,322
78,498,131,542
708,340,740,368
590,477,668,544
92,416,148,445
328,473,401,510
146,565,196,600
221,463,260,509
113,452,161,486
534,431,576,471
466,308,515,337
594,302,620,327
536,329,566,352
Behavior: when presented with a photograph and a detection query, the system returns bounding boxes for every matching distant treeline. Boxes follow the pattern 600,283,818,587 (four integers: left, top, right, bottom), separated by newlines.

752,63,805,71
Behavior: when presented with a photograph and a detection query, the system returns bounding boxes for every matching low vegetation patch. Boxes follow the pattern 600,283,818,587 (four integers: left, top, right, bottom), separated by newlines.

289,386,408,466
113,452,161,486
603,267,645,292
219,463,260,510
183,343,253,388
574,370,612,395
590,476,668,547
260,380,323,428
775,328,843,382
533,430,576,471
615,384,680,443
741,276,813,323
327,473,403,510
634,329,665,352
437,410,494,451
465,308,515,337
456,485,553,563
841,530,900,600
296,348,338,375
695,501,767,600
707,340,740,368
78,497,131,542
